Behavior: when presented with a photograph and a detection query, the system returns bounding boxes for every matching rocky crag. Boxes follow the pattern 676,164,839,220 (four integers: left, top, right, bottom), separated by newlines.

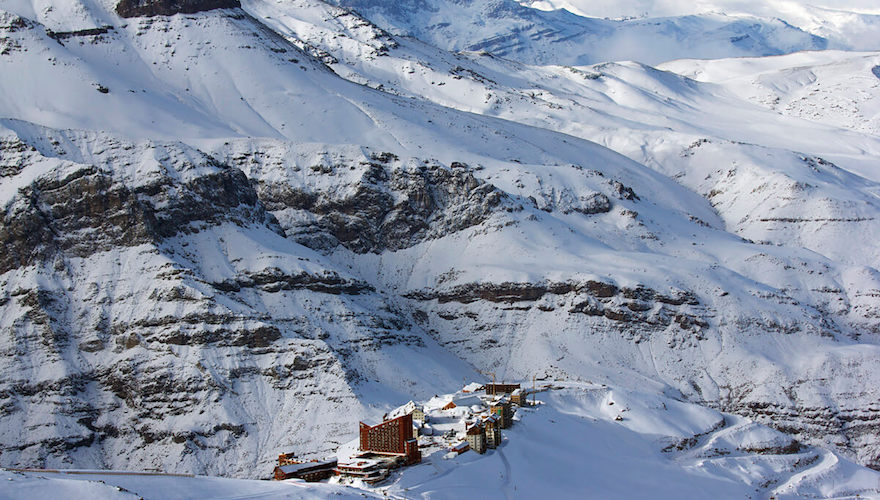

116,0,241,18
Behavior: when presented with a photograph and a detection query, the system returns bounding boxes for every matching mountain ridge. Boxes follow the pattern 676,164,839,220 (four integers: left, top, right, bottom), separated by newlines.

324,0,829,65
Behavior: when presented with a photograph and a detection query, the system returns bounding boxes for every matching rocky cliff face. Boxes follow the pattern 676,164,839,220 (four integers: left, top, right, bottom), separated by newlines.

0,123,472,476
0,141,274,275
116,0,241,18
236,152,507,253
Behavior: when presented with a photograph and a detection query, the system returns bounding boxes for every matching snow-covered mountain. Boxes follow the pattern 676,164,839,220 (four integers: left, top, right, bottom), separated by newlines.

1,0,879,495
324,0,829,65
523,0,880,52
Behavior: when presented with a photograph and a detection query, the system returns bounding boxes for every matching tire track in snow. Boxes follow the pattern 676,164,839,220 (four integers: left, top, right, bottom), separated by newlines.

497,446,513,500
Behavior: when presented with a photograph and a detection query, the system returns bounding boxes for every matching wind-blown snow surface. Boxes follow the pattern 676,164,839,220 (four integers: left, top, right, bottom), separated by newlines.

383,386,880,499
0,0,879,494
0,469,385,499
660,51,880,137
522,0,880,52
324,0,829,66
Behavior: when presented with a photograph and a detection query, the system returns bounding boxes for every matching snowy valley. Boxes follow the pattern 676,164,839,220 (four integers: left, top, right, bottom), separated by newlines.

0,0,879,498
6,382,880,499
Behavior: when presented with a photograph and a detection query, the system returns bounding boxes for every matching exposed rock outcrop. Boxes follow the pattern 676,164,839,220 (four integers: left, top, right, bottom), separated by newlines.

115,0,241,18
404,280,704,330
210,267,373,295
249,154,508,253
0,142,278,275
0,12,31,56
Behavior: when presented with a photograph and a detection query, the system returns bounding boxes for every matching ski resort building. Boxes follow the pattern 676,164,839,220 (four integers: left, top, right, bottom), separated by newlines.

450,441,470,454
490,397,514,429
439,393,483,411
482,414,502,448
335,459,388,484
386,400,426,423
466,422,487,454
484,383,521,396
510,388,525,406
359,413,421,464
277,453,298,466
461,382,484,393
273,459,337,482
